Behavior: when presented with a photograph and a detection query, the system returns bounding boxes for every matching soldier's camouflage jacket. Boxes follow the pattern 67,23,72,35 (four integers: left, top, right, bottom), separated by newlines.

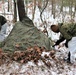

59,23,76,40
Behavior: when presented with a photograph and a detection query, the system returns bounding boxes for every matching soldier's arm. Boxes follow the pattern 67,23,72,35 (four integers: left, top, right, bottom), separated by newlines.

52,36,65,47
55,36,65,45
60,26,72,47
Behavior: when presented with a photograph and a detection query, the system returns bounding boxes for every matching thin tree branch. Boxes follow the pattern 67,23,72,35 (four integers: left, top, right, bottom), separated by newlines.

40,0,49,23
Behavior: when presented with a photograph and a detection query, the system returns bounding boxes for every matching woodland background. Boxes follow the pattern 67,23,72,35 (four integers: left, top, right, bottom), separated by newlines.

0,0,76,75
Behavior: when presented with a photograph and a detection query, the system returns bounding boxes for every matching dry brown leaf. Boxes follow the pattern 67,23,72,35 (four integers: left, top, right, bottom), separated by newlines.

15,44,20,48
0,48,3,54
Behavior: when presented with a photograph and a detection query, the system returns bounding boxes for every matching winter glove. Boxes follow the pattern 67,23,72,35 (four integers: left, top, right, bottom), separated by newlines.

52,37,65,48
55,36,65,45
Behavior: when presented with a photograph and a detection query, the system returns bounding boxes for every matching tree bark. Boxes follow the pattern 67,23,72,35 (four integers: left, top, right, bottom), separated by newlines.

32,0,36,20
13,0,17,22
25,0,28,15
38,0,42,12
51,0,55,19
69,0,72,19
8,0,9,12
17,0,26,21
8,0,12,12
60,0,63,13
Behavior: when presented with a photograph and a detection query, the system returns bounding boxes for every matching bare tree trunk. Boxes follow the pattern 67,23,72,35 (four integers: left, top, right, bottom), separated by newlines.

60,0,63,13
69,0,72,19
8,0,12,12
40,0,48,23
25,0,28,15
51,0,55,19
2,0,5,16
75,1,76,15
13,0,17,22
38,0,42,8
40,0,49,36
8,0,9,12
17,0,26,21
32,0,36,20
73,0,76,17
38,0,42,12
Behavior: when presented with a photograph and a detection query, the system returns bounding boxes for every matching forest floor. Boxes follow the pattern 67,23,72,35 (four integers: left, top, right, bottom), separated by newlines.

0,46,76,75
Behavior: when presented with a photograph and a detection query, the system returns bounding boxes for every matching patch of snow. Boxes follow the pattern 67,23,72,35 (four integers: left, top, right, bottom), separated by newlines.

41,51,50,57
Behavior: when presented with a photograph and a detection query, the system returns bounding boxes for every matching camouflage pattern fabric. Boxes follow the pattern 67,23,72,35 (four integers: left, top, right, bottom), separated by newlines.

59,23,76,40
1,16,52,52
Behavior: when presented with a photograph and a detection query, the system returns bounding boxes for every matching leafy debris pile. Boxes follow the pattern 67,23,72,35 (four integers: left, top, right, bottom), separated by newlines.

13,46,45,64
0,46,56,67
0,46,76,75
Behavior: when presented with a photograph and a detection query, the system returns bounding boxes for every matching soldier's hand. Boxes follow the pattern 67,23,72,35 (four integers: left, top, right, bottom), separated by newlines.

52,44,56,47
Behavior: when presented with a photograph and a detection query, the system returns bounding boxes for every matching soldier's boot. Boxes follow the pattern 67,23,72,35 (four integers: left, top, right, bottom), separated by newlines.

64,52,71,63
